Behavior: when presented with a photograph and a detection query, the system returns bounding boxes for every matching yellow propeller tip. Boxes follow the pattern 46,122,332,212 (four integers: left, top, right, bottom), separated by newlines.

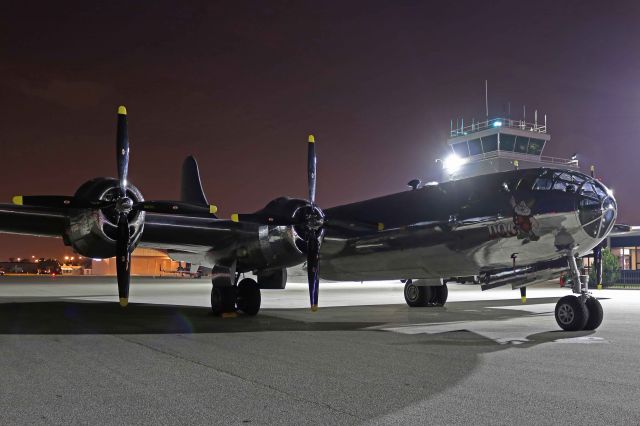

12,196,23,205
521,297,526,304
119,298,129,307
231,213,239,222
310,305,318,312
377,222,385,231
118,105,127,115
209,205,218,214
308,134,315,143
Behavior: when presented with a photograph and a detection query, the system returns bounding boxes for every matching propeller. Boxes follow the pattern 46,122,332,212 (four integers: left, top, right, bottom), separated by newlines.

13,106,219,307
305,135,325,311
114,106,132,307
231,135,327,311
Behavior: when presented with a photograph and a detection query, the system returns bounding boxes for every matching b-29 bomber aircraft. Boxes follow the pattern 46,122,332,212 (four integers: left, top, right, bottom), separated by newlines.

0,107,617,331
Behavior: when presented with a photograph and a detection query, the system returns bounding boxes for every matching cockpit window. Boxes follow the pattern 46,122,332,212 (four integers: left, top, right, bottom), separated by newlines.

593,182,607,198
599,198,616,237
552,180,567,191
533,177,553,190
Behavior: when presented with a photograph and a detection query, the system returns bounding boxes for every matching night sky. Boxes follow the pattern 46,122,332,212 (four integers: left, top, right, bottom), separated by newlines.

1,1,639,259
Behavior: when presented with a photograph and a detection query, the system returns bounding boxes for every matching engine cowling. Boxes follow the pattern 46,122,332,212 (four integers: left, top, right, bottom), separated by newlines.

65,178,145,258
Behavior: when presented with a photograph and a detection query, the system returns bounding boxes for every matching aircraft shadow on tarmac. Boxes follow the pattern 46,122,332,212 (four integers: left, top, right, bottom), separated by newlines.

0,296,594,342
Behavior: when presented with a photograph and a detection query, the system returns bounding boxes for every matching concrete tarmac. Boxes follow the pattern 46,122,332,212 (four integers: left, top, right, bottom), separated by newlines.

1,276,639,425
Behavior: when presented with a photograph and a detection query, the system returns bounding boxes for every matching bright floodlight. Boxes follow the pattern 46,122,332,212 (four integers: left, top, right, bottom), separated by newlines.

493,120,502,127
443,154,467,172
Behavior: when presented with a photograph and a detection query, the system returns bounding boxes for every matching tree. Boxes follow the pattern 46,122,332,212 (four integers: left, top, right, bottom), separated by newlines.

589,248,620,287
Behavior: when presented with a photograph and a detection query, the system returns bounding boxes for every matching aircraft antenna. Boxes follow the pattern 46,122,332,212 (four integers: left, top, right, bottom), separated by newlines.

485,79,489,118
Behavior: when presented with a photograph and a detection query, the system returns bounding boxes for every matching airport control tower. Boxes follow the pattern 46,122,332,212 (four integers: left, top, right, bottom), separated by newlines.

441,115,579,181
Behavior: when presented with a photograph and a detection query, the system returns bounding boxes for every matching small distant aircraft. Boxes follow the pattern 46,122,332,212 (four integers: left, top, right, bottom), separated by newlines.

0,107,616,330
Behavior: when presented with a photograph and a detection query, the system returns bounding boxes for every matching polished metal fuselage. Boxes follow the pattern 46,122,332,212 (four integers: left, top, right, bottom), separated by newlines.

318,168,615,281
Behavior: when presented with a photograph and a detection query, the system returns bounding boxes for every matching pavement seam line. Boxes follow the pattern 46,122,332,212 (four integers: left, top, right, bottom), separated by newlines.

114,334,364,420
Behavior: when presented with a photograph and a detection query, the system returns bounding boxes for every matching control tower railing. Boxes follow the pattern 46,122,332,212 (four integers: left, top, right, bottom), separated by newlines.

464,149,579,169
450,117,547,137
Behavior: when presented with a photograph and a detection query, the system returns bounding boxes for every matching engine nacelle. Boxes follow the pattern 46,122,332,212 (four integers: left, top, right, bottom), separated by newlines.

65,178,145,259
235,224,306,272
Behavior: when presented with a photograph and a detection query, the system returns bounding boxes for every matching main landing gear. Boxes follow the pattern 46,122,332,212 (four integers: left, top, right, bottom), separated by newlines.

554,255,603,331
403,280,448,307
210,266,261,316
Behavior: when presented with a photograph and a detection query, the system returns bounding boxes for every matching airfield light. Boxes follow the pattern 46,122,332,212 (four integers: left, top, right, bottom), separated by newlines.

443,154,467,172
493,120,503,127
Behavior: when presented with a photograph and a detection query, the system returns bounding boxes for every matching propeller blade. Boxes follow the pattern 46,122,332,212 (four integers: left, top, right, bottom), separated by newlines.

135,201,218,217
13,195,113,210
230,213,293,226
308,134,316,205
306,228,324,311
13,195,95,209
116,106,129,196
116,212,131,307
520,286,527,304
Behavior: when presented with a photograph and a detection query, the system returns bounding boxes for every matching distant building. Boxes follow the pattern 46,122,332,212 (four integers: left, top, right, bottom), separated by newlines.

580,225,640,284
91,248,184,277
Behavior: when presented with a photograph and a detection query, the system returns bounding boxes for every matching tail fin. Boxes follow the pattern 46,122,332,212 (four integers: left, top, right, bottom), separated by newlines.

181,155,211,209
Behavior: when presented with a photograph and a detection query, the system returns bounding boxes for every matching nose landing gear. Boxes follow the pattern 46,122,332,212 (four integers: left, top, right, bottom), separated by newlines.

554,255,603,331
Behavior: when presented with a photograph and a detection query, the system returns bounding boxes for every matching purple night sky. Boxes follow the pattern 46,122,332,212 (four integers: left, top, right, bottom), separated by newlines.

0,1,639,259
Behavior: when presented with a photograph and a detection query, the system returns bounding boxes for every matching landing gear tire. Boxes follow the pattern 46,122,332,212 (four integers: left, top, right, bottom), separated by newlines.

430,283,448,306
237,278,261,316
404,281,429,307
211,286,238,316
555,295,589,331
584,297,604,330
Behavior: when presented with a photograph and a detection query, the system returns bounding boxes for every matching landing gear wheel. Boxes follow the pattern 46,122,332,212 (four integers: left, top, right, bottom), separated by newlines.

430,284,448,306
211,286,238,316
555,295,589,331
584,297,604,330
404,281,429,307
237,278,261,316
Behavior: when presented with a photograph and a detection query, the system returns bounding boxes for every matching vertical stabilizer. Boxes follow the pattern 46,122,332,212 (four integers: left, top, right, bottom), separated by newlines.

181,156,210,207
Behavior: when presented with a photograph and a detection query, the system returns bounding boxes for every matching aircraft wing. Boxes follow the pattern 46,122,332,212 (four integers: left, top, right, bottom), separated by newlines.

0,204,67,237
0,203,257,258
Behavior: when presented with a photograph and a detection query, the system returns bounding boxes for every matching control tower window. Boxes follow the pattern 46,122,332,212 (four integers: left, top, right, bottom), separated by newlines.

468,138,482,156
481,134,498,153
515,136,529,153
499,134,515,151
452,142,470,157
527,138,544,155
